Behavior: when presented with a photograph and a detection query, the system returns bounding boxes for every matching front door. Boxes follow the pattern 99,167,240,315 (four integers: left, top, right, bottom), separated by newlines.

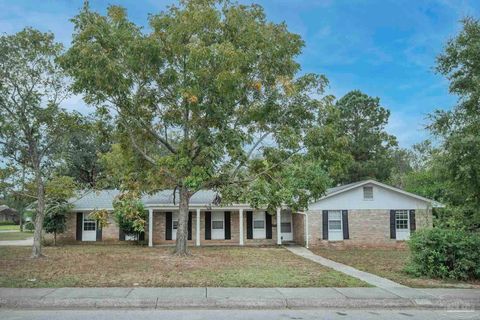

211,211,225,240
281,212,293,241
172,212,179,240
395,210,410,240
253,211,266,239
82,213,97,241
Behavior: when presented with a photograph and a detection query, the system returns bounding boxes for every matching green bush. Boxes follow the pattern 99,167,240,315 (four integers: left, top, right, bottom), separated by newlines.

0,221,17,226
24,221,35,231
407,228,480,280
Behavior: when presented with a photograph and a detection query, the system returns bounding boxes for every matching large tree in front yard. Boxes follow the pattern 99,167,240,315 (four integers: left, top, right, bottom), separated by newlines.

0,28,71,258
62,0,329,254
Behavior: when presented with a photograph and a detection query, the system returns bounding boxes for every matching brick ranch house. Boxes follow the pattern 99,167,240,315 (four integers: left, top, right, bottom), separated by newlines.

61,180,441,247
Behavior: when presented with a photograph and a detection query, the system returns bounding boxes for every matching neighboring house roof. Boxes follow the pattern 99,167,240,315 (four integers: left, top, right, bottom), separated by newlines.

318,179,444,208
70,179,444,211
0,205,18,214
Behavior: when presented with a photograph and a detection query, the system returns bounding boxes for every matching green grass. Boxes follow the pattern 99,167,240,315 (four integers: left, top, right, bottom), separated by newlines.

311,247,480,288
0,225,20,231
0,231,32,241
0,245,368,288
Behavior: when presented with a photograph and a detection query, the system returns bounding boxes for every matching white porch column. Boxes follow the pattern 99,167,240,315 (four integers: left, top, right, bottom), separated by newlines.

196,208,201,246
305,214,309,249
276,207,282,245
148,208,153,247
239,209,244,246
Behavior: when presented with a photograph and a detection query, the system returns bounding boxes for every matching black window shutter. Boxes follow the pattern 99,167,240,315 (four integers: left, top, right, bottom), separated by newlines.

409,210,416,233
247,211,253,239
390,210,396,239
322,210,328,240
76,212,83,241
96,223,102,241
205,211,211,240
224,211,231,240
165,212,172,240
119,228,125,241
188,212,192,240
266,212,272,239
342,210,349,240
139,232,145,241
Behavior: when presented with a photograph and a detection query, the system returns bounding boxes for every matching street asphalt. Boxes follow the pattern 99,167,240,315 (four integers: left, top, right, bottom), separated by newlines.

1,308,479,320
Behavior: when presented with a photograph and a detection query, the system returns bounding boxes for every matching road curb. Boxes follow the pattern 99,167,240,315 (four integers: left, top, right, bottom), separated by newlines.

1,297,478,310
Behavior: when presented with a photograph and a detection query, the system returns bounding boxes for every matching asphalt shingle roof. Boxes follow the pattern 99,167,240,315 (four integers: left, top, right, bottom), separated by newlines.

70,189,219,210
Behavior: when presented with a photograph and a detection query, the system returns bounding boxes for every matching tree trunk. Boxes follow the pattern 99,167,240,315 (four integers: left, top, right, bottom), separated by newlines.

175,186,190,255
54,231,57,246
31,171,45,259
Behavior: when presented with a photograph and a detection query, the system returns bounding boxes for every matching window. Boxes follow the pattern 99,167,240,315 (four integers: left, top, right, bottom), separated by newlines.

363,186,373,200
212,220,223,229
254,220,265,229
83,218,96,231
281,222,292,233
328,210,342,231
395,210,409,230
172,220,178,230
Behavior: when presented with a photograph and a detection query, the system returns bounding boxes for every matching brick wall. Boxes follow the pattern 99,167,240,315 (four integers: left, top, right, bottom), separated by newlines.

308,208,433,247
56,212,120,243
152,210,277,246
292,213,305,245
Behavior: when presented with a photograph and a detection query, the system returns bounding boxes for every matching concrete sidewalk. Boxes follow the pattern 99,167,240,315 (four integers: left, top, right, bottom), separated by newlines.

286,246,406,289
1,287,479,310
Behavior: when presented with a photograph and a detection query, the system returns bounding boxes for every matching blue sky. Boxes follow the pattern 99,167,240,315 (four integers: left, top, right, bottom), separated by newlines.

1,0,478,147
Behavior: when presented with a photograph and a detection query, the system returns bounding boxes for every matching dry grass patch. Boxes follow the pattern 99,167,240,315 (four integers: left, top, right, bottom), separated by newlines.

0,245,368,288
311,247,480,288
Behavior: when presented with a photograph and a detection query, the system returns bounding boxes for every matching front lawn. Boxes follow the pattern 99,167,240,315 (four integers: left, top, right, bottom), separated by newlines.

0,245,368,288
0,231,32,241
0,225,20,231
311,247,480,288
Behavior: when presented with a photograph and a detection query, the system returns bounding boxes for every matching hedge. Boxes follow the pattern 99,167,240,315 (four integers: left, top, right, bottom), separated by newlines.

407,228,480,280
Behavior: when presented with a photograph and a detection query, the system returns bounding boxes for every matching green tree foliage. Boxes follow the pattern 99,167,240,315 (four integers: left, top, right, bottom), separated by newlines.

407,228,480,280
0,28,72,258
58,113,114,188
43,176,76,245
334,90,398,183
428,17,480,230
61,0,330,254
112,191,147,238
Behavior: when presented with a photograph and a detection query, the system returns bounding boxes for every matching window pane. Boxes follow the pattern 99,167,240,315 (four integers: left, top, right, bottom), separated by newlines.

328,211,342,220
395,210,409,230
84,221,96,231
328,220,342,230
172,221,178,229
254,220,264,229
281,222,291,233
212,220,223,229
364,186,373,199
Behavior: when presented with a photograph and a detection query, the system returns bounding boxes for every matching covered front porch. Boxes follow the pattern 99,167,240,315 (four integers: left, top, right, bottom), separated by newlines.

146,207,305,247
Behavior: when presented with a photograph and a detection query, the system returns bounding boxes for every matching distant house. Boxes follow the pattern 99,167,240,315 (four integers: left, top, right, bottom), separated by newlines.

0,205,19,224
62,180,441,247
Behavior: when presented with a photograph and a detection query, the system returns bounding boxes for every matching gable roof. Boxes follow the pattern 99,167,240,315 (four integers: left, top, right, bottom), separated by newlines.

319,179,444,207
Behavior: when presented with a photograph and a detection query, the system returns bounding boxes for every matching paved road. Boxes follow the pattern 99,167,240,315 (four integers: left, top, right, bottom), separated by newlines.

1,309,479,320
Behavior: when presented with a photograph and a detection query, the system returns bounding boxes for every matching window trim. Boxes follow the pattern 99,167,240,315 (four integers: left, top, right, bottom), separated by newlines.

395,210,409,230
327,210,343,232
363,186,374,200
211,211,225,230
